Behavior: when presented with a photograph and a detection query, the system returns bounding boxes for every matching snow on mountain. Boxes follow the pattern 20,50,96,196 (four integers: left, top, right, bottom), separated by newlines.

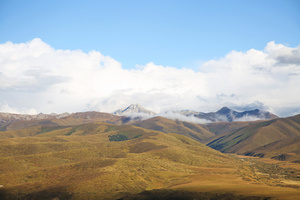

113,104,156,116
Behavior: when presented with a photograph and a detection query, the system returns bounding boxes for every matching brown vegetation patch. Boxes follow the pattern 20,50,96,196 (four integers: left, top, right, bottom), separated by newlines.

271,154,291,161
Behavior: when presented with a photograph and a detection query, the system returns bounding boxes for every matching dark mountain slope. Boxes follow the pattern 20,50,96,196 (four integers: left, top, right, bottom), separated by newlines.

245,136,300,161
178,107,278,122
207,114,300,159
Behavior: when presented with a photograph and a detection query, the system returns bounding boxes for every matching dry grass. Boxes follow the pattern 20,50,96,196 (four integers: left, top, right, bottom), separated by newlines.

0,121,299,199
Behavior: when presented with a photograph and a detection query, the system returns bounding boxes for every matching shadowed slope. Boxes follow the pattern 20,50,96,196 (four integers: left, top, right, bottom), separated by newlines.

207,115,300,161
245,136,300,161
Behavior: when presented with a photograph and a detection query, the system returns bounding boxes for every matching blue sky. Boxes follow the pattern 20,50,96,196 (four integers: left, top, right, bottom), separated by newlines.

0,0,300,117
1,0,299,69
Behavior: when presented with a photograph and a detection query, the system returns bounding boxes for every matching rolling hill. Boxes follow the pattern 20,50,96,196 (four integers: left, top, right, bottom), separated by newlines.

0,121,244,200
207,114,300,162
133,116,214,142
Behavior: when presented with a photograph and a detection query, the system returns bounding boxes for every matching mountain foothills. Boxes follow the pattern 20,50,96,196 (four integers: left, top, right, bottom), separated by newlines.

0,106,299,200
207,114,300,161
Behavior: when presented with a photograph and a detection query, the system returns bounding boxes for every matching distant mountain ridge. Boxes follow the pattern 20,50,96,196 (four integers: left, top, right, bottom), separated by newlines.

112,104,278,122
0,112,70,120
0,105,278,128
0,111,124,132
174,107,278,122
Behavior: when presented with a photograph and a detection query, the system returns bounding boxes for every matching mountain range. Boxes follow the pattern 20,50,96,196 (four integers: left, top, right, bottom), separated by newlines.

0,107,299,199
112,104,278,122
190,106,278,122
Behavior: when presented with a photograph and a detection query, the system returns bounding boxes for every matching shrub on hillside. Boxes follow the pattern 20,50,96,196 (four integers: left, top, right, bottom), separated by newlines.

108,134,129,141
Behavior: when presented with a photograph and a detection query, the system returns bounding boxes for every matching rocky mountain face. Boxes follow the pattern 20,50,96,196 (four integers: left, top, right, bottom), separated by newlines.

113,105,278,123
176,107,278,122
113,104,156,116
174,110,204,117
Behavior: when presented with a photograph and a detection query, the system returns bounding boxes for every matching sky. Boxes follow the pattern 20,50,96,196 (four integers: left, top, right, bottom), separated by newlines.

0,0,300,117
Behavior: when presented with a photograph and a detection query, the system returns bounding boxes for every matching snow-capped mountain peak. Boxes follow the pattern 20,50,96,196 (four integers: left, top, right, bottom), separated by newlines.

113,104,156,116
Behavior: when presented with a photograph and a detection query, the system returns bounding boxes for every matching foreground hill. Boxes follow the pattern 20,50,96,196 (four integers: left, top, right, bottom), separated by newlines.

207,114,300,162
0,121,238,199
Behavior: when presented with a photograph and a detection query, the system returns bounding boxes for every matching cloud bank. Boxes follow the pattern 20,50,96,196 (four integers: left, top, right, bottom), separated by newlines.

0,38,299,117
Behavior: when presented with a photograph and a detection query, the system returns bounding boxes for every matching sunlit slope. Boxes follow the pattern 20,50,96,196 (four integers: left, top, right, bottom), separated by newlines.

208,115,300,159
204,121,253,136
134,116,214,142
0,121,238,200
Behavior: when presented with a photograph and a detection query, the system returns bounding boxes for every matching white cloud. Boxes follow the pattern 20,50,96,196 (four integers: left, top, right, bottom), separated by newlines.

159,112,211,124
234,115,262,122
0,104,38,115
0,39,299,117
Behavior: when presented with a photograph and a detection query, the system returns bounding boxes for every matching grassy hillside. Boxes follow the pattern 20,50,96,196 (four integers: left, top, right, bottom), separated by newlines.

204,121,253,136
245,136,300,162
133,116,214,142
207,115,300,162
0,118,299,199
0,121,242,199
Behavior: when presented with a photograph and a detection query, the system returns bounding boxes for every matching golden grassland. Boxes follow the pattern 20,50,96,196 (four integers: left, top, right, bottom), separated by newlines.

207,115,300,163
134,116,215,142
0,122,299,199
